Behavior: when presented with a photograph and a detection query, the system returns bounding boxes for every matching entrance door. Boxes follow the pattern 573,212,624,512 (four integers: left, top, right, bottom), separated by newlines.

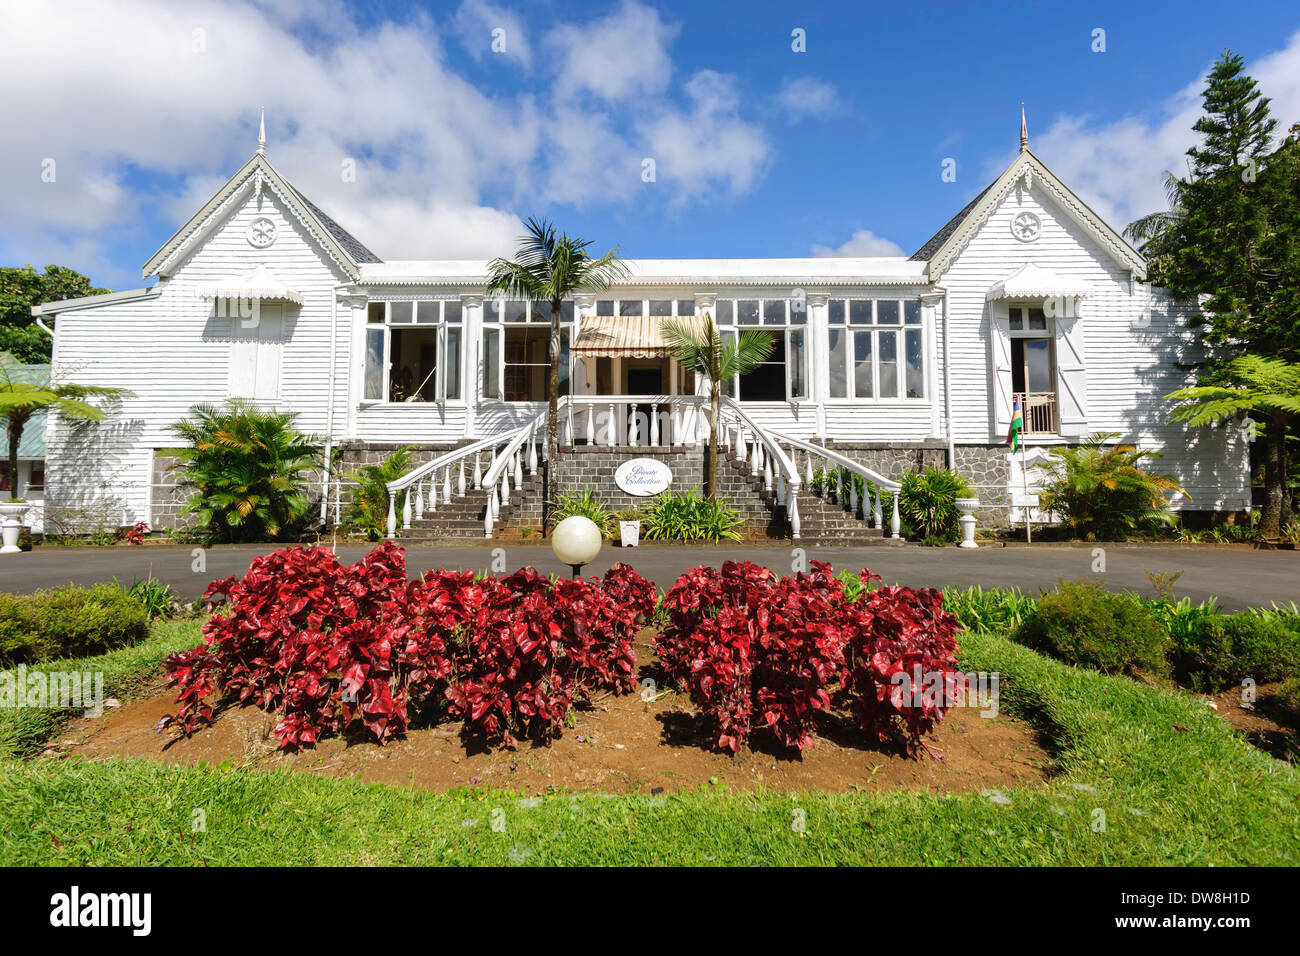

626,365,663,445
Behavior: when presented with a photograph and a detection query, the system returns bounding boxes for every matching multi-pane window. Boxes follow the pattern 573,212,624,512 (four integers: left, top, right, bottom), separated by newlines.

593,298,696,317
827,298,924,400
481,298,574,401
713,297,808,401
363,300,463,403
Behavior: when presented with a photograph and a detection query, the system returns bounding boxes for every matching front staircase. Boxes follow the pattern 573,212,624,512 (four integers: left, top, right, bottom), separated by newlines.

384,395,906,544
718,449,891,544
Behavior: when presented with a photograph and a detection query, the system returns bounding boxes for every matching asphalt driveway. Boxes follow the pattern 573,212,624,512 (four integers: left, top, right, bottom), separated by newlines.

1,540,1297,610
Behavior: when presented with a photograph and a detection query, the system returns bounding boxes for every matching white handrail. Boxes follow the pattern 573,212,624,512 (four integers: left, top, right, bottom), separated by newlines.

479,406,547,537
769,429,902,538
718,397,803,539
384,412,544,539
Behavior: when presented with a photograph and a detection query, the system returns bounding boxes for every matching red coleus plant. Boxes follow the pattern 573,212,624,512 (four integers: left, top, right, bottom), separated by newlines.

160,544,654,752
124,521,149,545
841,579,967,756
656,561,965,756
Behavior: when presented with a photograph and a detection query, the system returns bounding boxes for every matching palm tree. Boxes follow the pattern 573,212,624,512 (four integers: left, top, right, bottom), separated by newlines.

660,313,774,498
1166,354,1300,536
170,400,324,542
485,218,627,532
0,351,132,501
346,445,416,539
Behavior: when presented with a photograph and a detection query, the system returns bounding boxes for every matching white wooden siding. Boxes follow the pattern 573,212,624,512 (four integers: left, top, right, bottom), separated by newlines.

939,184,1249,509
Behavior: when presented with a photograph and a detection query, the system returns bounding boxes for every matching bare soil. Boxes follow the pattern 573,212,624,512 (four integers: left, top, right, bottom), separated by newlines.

1207,683,1298,763
51,632,1054,795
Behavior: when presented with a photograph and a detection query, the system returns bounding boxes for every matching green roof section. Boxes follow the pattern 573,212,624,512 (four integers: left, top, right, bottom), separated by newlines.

8,363,49,459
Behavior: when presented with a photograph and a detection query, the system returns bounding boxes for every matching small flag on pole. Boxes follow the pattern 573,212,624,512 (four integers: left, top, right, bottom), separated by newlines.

1007,395,1024,452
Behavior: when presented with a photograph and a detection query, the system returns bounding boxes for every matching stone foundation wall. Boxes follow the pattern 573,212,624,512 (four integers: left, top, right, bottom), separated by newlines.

952,445,1013,525
822,441,947,482
549,444,708,515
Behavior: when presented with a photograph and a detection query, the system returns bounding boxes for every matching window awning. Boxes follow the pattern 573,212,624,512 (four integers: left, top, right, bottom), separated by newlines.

986,262,1092,301
198,264,304,305
571,315,704,358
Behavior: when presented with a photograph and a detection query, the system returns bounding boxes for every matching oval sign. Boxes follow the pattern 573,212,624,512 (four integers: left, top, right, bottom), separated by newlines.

615,458,673,497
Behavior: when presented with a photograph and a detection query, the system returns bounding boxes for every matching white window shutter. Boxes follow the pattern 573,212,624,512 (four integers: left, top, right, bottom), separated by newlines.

228,314,258,398
227,301,283,400
254,303,283,400
1055,314,1088,437
989,308,1013,441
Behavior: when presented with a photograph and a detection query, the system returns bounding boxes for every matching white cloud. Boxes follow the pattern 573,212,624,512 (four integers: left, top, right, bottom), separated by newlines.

452,0,531,68
0,0,766,286
547,1,677,104
811,229,905,258
776,77,839,120
1009,32,1300,233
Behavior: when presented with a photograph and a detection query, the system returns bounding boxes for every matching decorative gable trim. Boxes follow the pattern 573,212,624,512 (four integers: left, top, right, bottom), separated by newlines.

141,154,370,281
924,149,1147,283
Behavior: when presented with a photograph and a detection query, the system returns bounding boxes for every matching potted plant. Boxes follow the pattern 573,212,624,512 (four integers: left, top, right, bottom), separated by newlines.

616,509,642,547
0,498,29,554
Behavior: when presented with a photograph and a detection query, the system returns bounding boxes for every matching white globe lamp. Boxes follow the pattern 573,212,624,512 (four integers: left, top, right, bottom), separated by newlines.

551,515,603,578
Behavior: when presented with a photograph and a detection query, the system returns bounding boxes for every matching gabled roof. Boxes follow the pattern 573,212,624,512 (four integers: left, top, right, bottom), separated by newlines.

909,148,1147,282
909,183,994,262
141,152,381,281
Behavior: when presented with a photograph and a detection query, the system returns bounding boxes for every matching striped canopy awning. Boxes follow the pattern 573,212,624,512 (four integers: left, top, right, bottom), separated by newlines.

571,315,704,358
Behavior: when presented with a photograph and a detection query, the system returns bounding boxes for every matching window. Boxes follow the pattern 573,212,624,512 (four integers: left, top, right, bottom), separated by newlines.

363,300,463,403
481,298,574,401
827,297,925,400
713,297,808,400
228,301,283,400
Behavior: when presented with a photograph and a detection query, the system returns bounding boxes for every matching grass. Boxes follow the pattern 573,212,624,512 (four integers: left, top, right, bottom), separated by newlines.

0,618,205,760
1,627,1297,865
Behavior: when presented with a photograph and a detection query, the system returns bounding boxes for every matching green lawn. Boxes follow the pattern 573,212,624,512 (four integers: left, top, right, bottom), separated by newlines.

1,625,1297,865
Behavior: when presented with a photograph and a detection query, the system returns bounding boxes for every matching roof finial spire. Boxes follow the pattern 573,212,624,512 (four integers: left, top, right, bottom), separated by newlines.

1019,102,1028,152
257,107,266,155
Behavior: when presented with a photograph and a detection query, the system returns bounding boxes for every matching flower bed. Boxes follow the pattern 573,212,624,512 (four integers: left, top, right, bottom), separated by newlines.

161,543,655,750
656,560,965,755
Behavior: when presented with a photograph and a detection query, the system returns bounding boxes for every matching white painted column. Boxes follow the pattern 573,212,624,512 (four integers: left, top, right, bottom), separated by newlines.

693,292,717,445
807,292,829,441
920,289,944,440
343,292,369,441
461,293,483,438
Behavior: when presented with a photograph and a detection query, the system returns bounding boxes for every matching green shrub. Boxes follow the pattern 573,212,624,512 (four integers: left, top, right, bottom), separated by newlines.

1038,433,1183,540
1015,579,1169,677
0,584,150,664
170,400,324,543
898,468,973,541
548,488,616,538
640,489,742,541
1273,677,1300,724
346,445,416,539
1171,614,1300,691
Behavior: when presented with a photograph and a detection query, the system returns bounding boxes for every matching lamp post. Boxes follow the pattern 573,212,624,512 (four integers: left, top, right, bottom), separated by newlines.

551,515,603,578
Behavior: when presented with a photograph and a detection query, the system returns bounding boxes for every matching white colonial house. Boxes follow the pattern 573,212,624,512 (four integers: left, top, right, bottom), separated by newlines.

33,117,1249,541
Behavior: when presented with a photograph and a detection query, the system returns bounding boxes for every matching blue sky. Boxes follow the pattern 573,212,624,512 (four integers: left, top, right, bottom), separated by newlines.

4,0,1300,289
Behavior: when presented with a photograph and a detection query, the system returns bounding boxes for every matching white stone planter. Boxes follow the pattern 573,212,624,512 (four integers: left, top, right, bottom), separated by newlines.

619,521,641,547
0,502,28,554
955,498,980,549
